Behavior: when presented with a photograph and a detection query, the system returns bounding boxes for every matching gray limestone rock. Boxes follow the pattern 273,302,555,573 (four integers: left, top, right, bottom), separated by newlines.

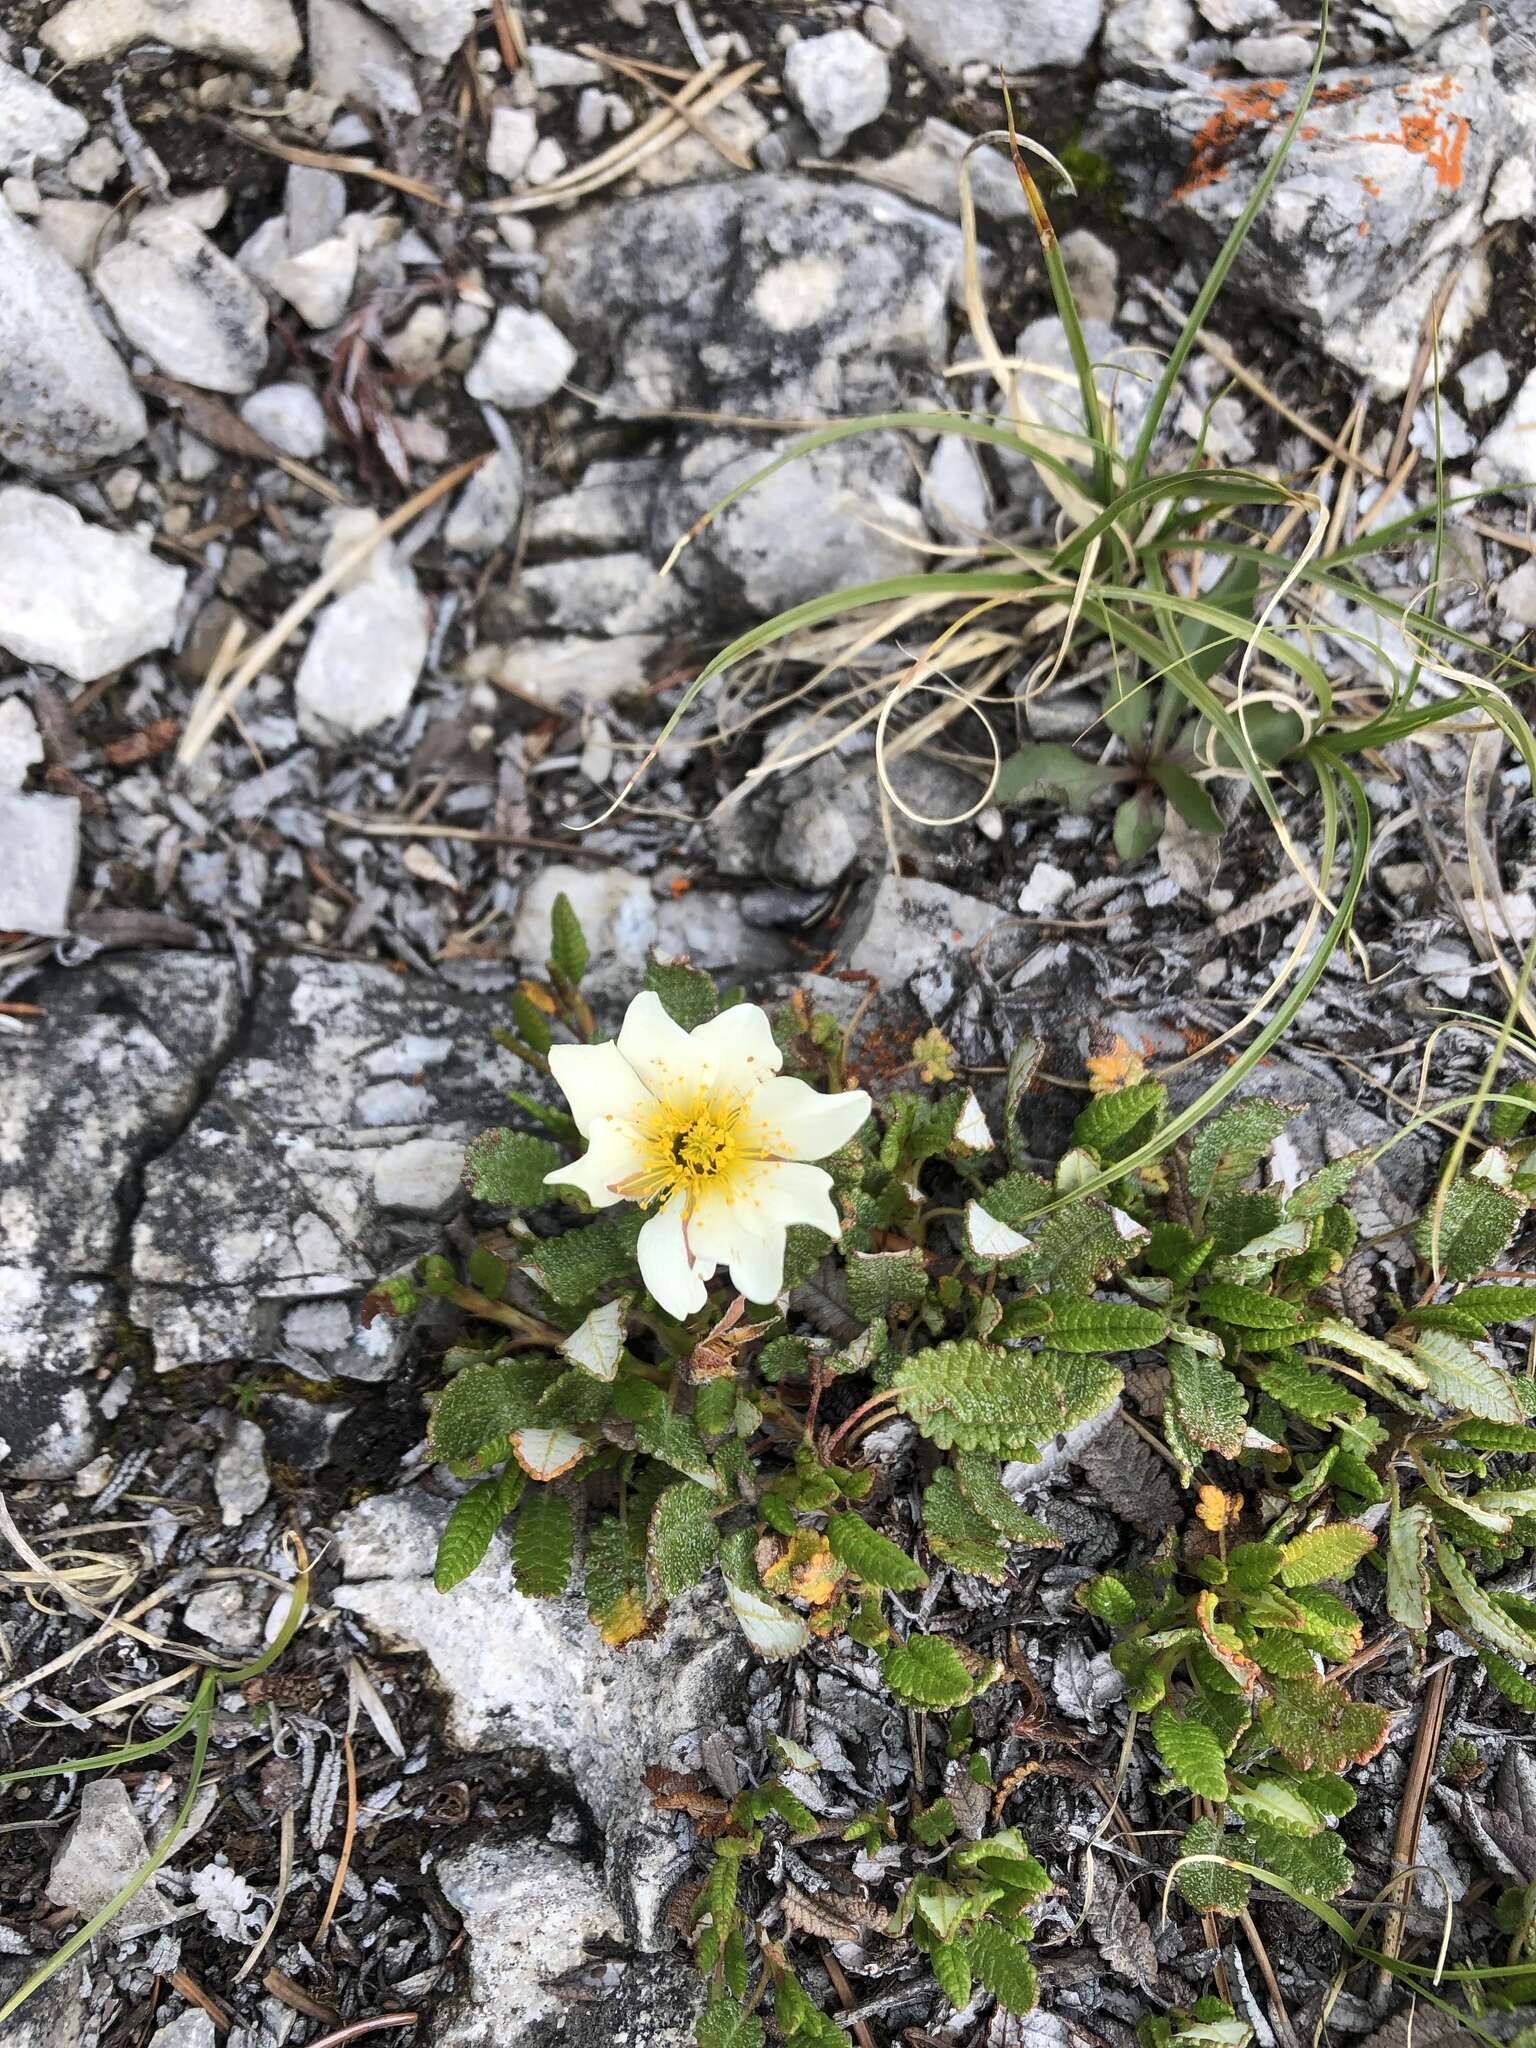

357,0,475,64
127,956,512,1372
0,487,186,681
48,1780,172,1930
0,202,146,477
887,0,1104,73
333,1486,747,1946
784,29,892,156
840,874,1007,1016
41,0,302,69
95,213,270,395
1089,47,1504,394
0,62,87,173
0,955,241,1476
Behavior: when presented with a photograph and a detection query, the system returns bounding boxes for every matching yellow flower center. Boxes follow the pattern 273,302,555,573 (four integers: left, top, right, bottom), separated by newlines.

616,1092,752,1211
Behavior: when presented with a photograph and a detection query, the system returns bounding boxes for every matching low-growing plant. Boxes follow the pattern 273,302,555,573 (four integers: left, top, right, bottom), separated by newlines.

367,897,1536,2039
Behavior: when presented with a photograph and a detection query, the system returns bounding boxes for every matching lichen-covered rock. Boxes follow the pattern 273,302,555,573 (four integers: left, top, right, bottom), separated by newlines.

0,955,241,1476
0,203,146,477
1089,43,1503,393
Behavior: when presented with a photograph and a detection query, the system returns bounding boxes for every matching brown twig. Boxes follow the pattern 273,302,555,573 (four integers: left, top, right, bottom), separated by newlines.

168,1969,231,2032
1238,1908,1299,2048
1378,1661,1450,1982
299,2019,417,2048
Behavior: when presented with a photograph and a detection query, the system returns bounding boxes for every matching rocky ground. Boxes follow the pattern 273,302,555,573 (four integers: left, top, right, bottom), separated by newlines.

4,0,1536,2044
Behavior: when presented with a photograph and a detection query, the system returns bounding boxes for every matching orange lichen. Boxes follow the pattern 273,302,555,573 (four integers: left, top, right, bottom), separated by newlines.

1173,79,1289,199
1360,77,1470,190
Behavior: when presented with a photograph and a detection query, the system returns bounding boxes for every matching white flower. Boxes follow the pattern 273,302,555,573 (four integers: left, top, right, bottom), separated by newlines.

544,992,871,1320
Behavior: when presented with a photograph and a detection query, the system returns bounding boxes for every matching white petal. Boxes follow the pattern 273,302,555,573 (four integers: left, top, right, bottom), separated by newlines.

616,990,697,1099
689,1001,783,1096
743,1077,872,1162
543,1116,648,1208
688,1185,787,1304
637,1189,712,1319
748,1158,842,1236
547,1038,652,1138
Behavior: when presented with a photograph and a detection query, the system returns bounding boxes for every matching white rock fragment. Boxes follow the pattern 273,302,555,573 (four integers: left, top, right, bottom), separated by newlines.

95,213,269,394
1372,0,1462,41
0,697,78,939
296,551,430,741
464,306,576,410
285,164,346,253
863,4,906,47
511,865,657,984
0,202,146,475
1459,349,1510,413
523,136,568,186
1232,28,1313,71
383,303,448,375
487,105,537,183
1018,861,1077,916
356,0,475,64
150,2008,218,2048
214,1418,270,1527
34,196,121,270
373,1138,466,1215
887,0,1103,72
239,381,329,457
309,0,421,113
1486,157,1536,227
1497,562,1536,628
445,446,524,555
527,43,603,88
41,0,302,72
0,62,87,173
921,432,991,542
784,29,891,156
0,487,186,680
270,231,357,328
1478,368,1536,489
1103,0,1195,67
66,134,122,193
48,1781,171,1928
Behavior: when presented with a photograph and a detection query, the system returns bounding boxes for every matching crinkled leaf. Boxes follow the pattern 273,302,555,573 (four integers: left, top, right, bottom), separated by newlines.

1195,1282,1307,1331
1411,1326,1524,1422
954,1452,1060,1545
1073,1081,1168,1162
1176,1817,1250,1914
1188,1100,1292,1202
585,1513,647,1646
1046,1299,1168,1354
648,1481,718,1601
548,891,589,986
826,1510,929,1591
1417,1177,1524,1283
1226,1775,1323,1837
430,1360,542,1467
922,1467,1008,1582
511,1487,574,1598
1169,1344,1248,1458
1152,1707,1230,1799
697,1999,764,2048
967,1922,1038,2014
465,1128,564,1206
644,954,719,1027
434,1478,504,1593
524,1211,645,1306
1277,1522,1376,1587
882,1633,996,1710
1436,1535,1536,1662
1386,1499,1431,1634
1258,1674,1390,1772
846,1247,930,1320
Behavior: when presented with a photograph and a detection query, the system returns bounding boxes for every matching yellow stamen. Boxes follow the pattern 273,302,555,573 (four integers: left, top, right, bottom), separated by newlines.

612,1090,760,1213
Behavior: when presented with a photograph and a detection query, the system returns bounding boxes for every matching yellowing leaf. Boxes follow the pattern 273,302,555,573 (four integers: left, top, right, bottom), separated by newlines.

1197,1485,1241,1532
1085,1036,1148,1095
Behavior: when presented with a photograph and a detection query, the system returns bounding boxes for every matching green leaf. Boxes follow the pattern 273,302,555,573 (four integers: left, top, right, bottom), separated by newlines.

1152,1707,1230,1799
1454,1284,1536,1323
1313,1318,1427,1391
1277,1523,1376,1587
1226,1776,1324,1838
928,1931,973,2010
894,1342,1121,1453
429,1360,541,1467
1253,1353,1365,1427
465,1128,564,1206
1176,554,1259,686
1386,1499,1431,1634
1258,1674,1391,1772
1150,758,1223,835
845,1247,929,1321
697,1999,764,2048
1114,790,1164,863
968,1923,1038,2014
1411,1326,1524,1422
1195,1282,1306,1331
881,1634,994,1710
1044,1299,1168,1353
1246,1819,1352,1903
1073,1080,1168,1161
923,1467,1008,1581
1417,1177,1524,1283
645,955,720,1028
1455,1419,1536,1451
524,1211,645,1306
1286,1152,1368,1218
585,1513,646,1644
911,1797,958,1847
826,1510,929,1592
1176,1817,1250,1915
995,739,1122,812
434,1478,504,1593
1489,1080,1536,1143
508,986,554,1058
1227,1542,1283,1593
954,1453,1060,1545
1188,1100,1293,1202
648,1482,718,1600
1079,1572,1141,1627
1436,1535,1536,1661
1479,1647,1536,1709
548,891,589,987
511,1487,574,1597
1169,1344,1248,1458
